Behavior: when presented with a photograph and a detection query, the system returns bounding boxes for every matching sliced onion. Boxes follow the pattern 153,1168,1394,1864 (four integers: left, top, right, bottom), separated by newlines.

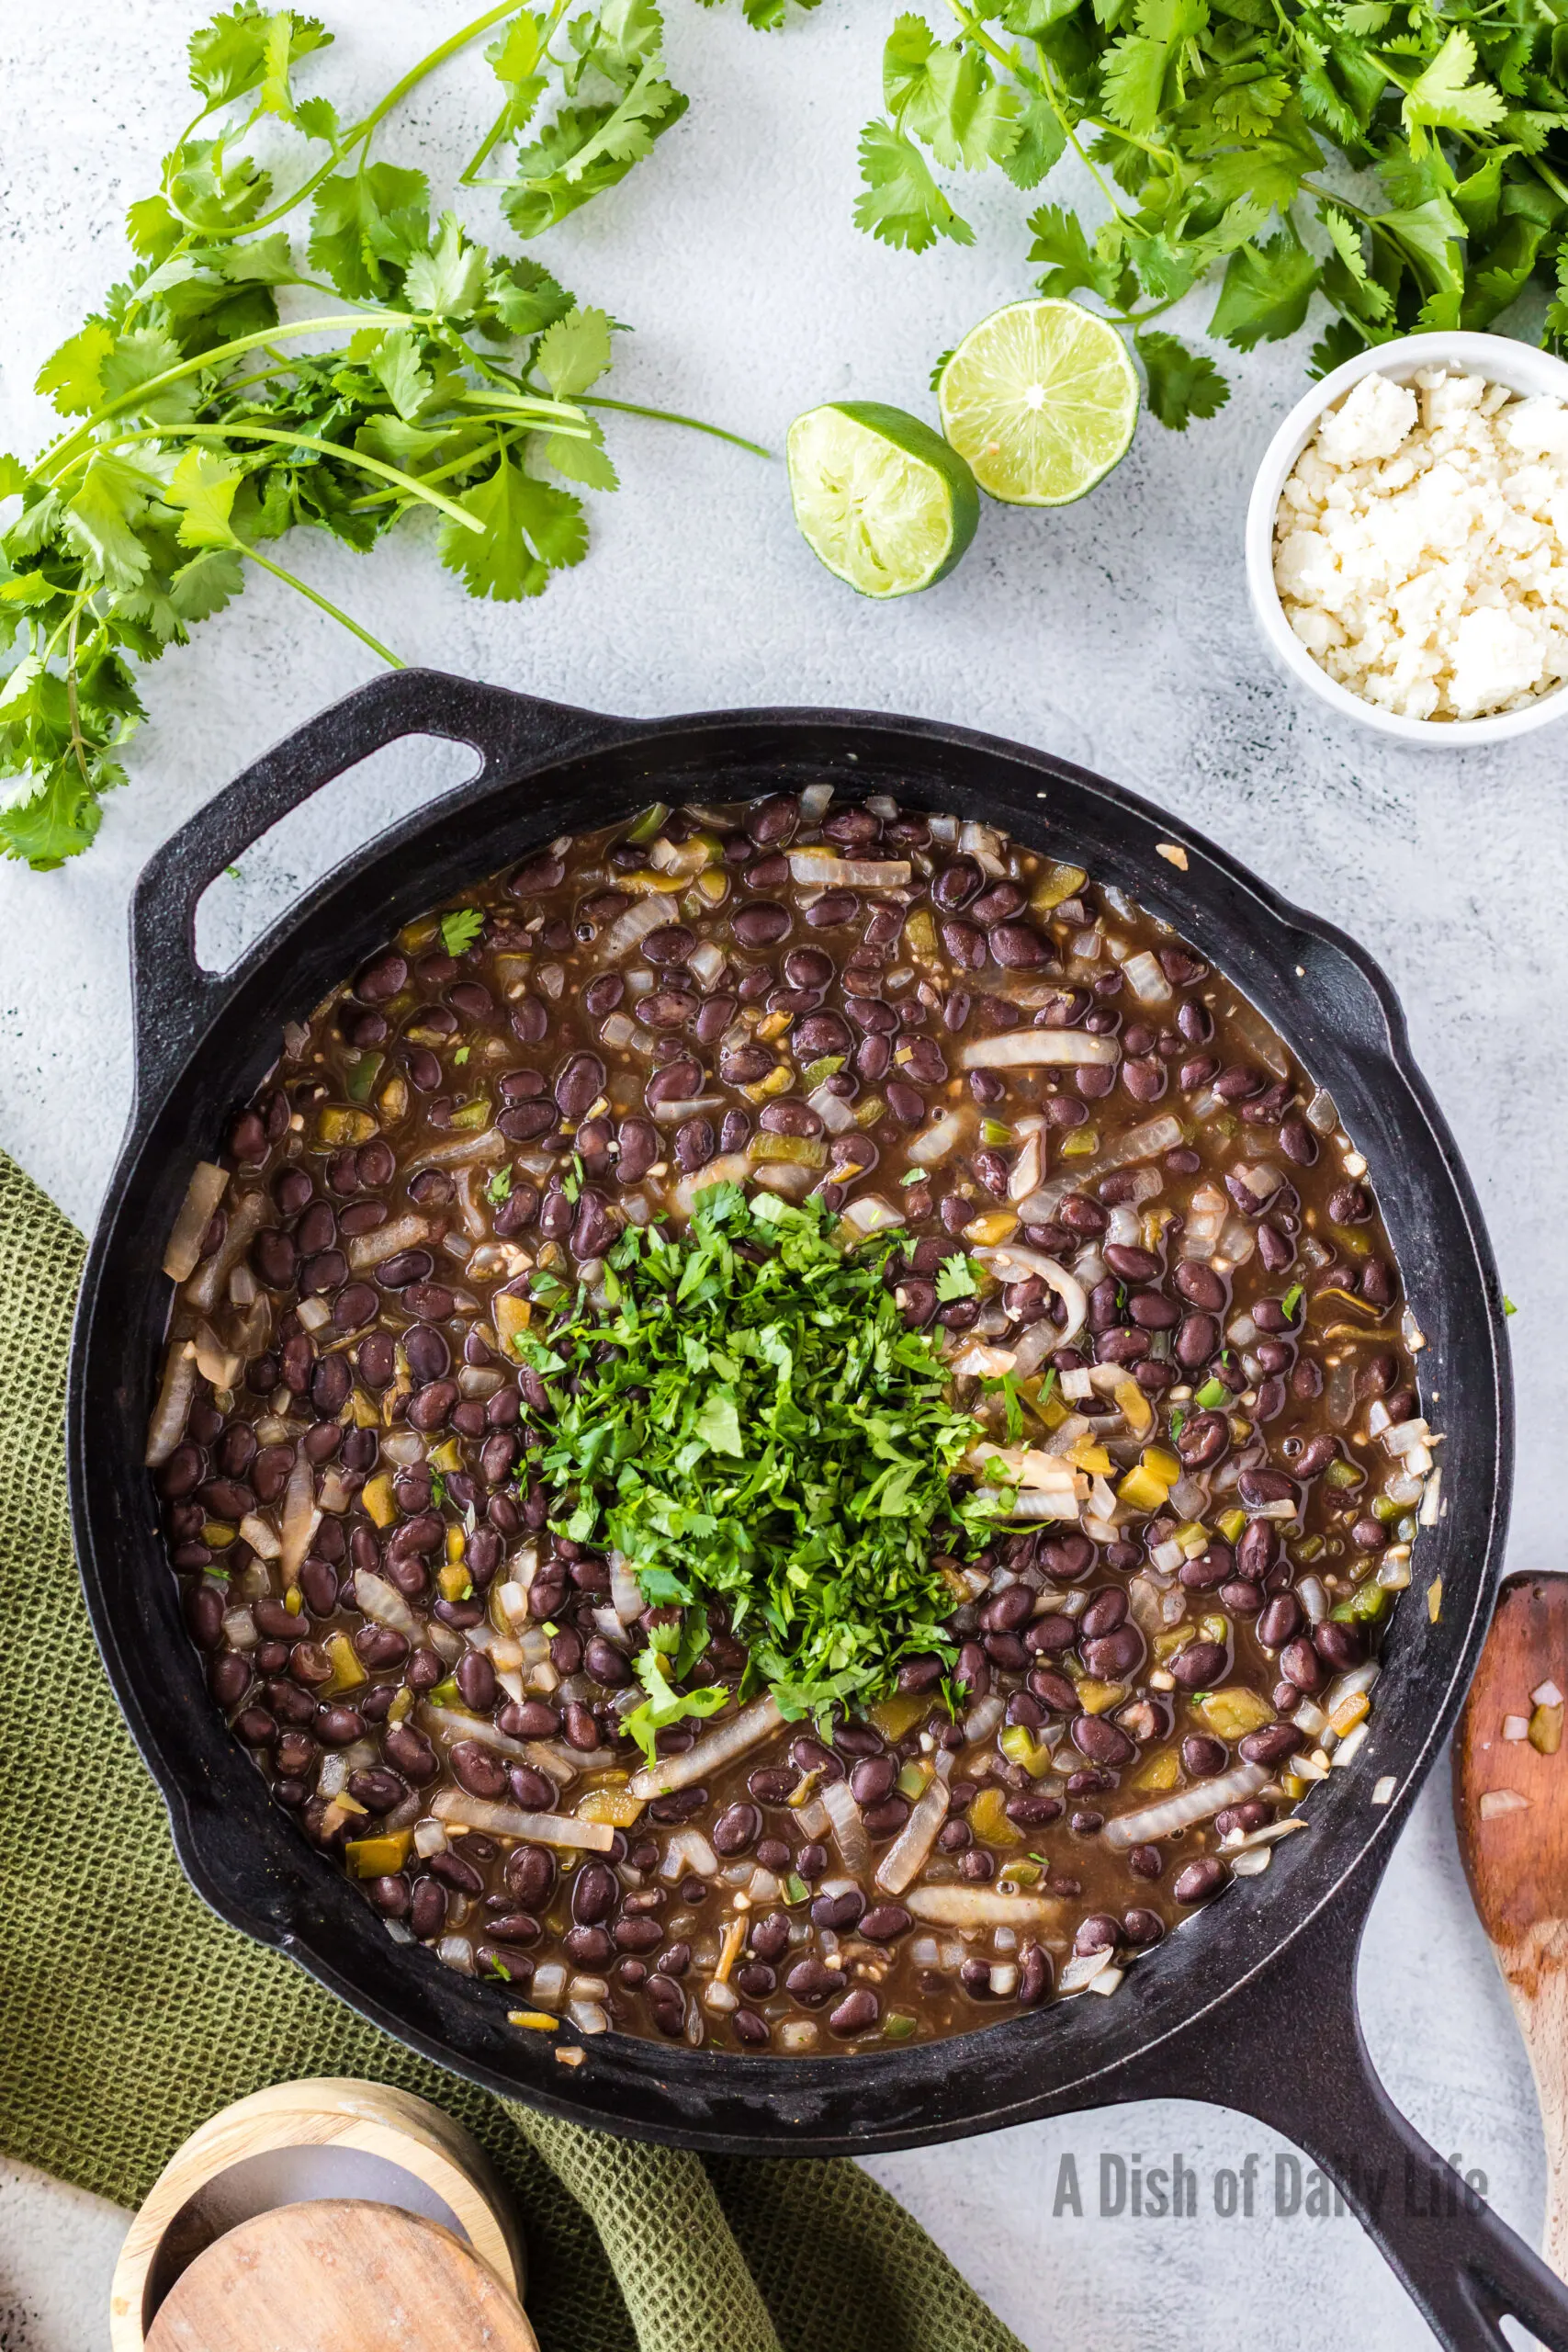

279,1449,320,1590
787,852,911,889
980,1244,1088,1353
963,1693,1005,1743
651,1095,727,1125
164,1162,230,1283
355,1570,417,1638
908,1108,964,1165
144,1339,198,1466
351,1216,436,1272
421,1702,612,1779
1103,1762,1269,1850
238,1510,281,1561
1008,1129,1044,1202
629,1695,783,1798
959,1031,1119,1070
821,1775,871,1875
875,1754,953,1894
431,1786,615,1849
184,1189,270,1315
906,1886,1064,1929
1227,996,1292,1080
408,1126,507,1170
609,1554,644,1623
604,892,679,960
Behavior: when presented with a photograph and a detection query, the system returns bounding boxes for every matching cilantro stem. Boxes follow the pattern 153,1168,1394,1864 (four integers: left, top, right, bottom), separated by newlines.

234,539,404,668
239,1,525,237
64,606,91,790
53,422,491,535
37,315,406,482
575,396,772,458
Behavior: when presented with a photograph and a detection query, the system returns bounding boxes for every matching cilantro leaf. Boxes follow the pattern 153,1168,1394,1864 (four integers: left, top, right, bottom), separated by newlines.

526,1188,1005,1717
884,16,1021,170
1135,330,1230,430
441,906,485,956
1404,28,1507,151
934,1252,978,1302
438,451,588,601
535,306,615,396
622,1645,730,1768
853,119,976,250
1209,231,1319,350
487,1164,514,1206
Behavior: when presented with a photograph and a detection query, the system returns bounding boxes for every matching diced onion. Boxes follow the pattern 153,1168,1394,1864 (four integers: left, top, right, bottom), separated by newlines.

1122,951,1172,1007
1479,1790,1529,1820
1297,1575,1330,1625
222,1606,258,1649
437,1935,476,1974
570,1999,610,2035
963,1694,1005,1743
689,940,728,989
1535,1679,1563,1709
604,892,680,960
960,1032,1119,1070
787,853,911,889
629,1695,783,1799
840,1193,906,1236
164,1162,230,1283
237,1510,281,1561
908,1109,964,1166
1179,1183,1228,1260
807,1082,858,1136
660,1826,719,1880
355,1570,417,1638
1008,1129,1044,1201
1103,1762,1269,1850
531,1961,568,2009
672,1154,751,1217
800,782,834,819
609,1554,644,1623
1058,1947,1117,1993
958,820,1006,876
431,1788,616,1849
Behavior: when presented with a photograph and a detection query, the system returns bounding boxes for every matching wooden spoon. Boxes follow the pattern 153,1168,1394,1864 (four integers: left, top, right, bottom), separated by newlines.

1454,1571,1568,2279
145,2199,539,2352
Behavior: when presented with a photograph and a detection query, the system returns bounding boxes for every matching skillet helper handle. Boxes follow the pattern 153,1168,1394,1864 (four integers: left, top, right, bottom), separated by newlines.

129,668,611,1110
1204,1900,1568,2352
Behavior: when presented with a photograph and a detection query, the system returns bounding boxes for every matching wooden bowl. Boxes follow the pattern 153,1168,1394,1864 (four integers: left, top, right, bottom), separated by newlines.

109,2077,525,2350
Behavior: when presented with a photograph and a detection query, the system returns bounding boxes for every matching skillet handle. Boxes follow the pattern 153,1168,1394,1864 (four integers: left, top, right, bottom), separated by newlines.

129,667,618,1113
1190,1897,1568,2350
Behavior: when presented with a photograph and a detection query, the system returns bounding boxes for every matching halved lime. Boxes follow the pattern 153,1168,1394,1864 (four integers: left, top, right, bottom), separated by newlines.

786,401,979,598
936,300,1138,506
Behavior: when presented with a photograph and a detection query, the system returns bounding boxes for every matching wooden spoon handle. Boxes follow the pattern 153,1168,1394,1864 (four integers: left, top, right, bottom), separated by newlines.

1454,1572,1568,2281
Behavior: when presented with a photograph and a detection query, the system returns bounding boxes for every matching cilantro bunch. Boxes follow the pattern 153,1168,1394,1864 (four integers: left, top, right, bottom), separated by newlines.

518,1184,1010,1722
841,0,1568,430
0,2,756,869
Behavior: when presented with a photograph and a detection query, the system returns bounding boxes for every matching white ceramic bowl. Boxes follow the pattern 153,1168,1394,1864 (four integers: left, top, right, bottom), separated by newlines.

1244,329,1568,746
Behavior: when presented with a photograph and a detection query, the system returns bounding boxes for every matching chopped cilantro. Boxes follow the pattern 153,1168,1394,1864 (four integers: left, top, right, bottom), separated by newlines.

453,1046,470,1066
621,1645,730,1768
430,1471,447,1508
561,1152,585,1205
1168,1407,1186,1442
441,908,484,957
523,1184,1007,1719
934,1252,977,1304
1504,1294,1517,1317
487,1165,514,1206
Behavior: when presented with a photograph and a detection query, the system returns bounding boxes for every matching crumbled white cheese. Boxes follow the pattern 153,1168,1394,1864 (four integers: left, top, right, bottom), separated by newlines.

1272,368,1568,721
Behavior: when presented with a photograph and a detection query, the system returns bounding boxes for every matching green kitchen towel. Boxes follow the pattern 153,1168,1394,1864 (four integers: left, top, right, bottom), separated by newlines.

0,1146,1024,2352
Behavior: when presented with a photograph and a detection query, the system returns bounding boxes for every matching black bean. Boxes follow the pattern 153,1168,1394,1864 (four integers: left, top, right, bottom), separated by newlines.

1172,1857,1227,1905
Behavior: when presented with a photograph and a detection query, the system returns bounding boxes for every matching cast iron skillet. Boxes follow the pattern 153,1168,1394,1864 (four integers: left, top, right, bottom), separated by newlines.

69,668,1562,2350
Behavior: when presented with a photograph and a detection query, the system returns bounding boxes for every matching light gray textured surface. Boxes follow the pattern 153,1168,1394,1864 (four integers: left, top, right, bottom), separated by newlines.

0,4,1559,2346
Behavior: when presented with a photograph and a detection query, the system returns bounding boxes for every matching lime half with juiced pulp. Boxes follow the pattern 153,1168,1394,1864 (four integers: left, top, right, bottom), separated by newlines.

936,299,1138,506
786,401,979,597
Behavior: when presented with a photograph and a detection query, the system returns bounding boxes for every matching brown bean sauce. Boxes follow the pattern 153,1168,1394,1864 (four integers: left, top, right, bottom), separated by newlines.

150,791,1425,2055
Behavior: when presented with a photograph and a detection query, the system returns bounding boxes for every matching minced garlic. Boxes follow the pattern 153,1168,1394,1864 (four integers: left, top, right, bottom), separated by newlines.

1272,368,1568,721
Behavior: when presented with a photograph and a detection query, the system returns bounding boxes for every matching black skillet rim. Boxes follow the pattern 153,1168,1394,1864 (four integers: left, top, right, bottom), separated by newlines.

67,687,1511,2155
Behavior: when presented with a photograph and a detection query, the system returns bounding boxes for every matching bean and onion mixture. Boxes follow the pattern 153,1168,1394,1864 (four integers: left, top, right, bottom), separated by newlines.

147,787,1437,2055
